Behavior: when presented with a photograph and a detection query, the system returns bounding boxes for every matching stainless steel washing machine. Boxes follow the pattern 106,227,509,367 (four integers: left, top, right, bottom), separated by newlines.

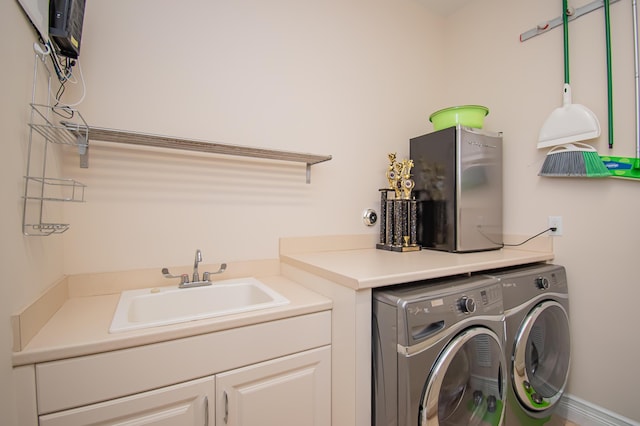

485,264,570,426
373,275,507,426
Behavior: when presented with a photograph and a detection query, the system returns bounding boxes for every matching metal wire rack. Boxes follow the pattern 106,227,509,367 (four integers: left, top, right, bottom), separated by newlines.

22,55,87,236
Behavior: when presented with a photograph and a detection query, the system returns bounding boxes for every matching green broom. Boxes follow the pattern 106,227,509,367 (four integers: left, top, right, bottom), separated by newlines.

539,143,611,177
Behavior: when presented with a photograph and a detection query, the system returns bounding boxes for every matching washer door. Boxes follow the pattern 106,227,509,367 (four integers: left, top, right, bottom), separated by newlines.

419,327,506,426
512,300,570,412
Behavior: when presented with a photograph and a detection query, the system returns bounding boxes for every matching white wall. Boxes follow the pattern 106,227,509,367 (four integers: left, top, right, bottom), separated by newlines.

60,0,447,274
4,0,640,423
1,1,68,424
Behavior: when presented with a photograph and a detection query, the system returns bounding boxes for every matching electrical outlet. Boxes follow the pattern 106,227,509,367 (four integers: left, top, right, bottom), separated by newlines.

548,216,563,236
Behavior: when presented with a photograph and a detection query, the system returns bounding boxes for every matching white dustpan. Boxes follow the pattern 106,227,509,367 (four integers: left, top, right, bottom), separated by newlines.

538,83,601,149
537,0,601,149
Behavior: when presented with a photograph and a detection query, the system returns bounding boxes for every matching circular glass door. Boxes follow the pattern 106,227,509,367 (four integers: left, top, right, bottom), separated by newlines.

419,327,506,426
512,300,570,412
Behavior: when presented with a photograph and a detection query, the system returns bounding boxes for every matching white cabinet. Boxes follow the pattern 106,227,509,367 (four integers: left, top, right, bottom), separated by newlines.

39,376,215,426
26,312,331,426
37,346,330,426
216,346,330,426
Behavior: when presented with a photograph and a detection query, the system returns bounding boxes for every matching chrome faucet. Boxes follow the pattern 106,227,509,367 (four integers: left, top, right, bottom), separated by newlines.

192,249,203,283
161,249,227,288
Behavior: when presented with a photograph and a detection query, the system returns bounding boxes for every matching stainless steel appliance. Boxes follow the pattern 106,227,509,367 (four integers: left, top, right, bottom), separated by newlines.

410,125,503,252
484,263,570,425
372,275,507,426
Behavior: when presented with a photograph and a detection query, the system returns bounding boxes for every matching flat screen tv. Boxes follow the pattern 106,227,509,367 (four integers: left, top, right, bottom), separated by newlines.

49,0,86,58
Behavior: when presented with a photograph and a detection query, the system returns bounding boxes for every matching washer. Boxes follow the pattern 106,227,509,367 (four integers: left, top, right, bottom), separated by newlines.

372,275,507,426
485,263,570,426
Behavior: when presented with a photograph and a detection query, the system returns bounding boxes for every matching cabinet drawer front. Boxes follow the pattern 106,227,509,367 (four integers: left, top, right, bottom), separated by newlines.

39,376,214,426
36,311,331,414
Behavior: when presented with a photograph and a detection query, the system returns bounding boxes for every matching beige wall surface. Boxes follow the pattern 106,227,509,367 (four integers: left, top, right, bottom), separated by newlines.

3,0,639,424
2,1,68,424
59,0,446,274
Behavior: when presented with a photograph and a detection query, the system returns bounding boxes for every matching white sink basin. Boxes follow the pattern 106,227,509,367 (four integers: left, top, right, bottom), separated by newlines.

109,277,289,333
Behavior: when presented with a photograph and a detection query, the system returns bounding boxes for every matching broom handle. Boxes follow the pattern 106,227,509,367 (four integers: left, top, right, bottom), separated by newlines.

563,0,570,85
605,0,614,148
633,0,640,162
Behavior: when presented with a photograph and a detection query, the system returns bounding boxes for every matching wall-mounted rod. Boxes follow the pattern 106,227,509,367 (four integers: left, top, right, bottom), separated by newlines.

520,0,621,42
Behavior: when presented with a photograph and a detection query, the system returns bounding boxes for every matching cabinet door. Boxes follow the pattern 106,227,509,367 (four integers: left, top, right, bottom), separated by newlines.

39,375,215,426
216,346,330,426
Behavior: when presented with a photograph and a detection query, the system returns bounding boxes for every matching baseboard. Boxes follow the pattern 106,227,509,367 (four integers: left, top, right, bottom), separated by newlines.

557,394,639,426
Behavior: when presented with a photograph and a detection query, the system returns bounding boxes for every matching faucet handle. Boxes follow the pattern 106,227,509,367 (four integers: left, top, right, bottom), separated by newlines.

202,263,227,281
161,268,189,285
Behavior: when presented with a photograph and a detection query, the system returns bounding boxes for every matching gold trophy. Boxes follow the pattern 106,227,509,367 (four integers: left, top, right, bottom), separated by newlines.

377,153,420,252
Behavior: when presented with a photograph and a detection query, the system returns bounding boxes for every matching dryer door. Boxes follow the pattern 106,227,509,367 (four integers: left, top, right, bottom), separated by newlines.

419,327,506,426
512,300,570,412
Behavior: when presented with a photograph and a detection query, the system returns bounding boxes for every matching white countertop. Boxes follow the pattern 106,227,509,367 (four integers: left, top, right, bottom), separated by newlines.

280,241,554,289
13,275,332,366
13,235,553,366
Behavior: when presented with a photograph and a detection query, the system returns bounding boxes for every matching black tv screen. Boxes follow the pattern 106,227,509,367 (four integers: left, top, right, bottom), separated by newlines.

49,0,86,59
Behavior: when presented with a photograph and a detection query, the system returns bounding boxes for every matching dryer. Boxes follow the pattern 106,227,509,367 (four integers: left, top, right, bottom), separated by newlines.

372,275,507,426
485,264,570,426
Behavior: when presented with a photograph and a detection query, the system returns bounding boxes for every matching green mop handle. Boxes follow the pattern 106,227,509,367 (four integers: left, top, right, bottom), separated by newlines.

563,0,570,85
604,0,614,148
634,0,640,167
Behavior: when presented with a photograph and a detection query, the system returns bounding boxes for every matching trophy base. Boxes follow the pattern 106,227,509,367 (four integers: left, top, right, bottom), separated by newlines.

376,243,421,253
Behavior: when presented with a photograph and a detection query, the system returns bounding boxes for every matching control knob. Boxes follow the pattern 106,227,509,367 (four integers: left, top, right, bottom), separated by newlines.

458,296,476,314
535,276,550,290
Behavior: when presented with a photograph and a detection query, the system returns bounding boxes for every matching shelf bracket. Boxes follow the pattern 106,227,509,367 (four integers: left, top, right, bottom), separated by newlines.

78,134,89,168
520,0,620,42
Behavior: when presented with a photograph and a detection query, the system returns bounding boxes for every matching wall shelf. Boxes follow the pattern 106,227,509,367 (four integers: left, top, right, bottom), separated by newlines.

23,101,89,236
23,49,330,236
25,101,331,237
63,124,332,184
23,176,86,202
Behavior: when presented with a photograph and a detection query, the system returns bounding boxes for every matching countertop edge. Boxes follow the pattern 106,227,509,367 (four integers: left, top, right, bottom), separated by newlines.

280,255,361,289
281,248,555,290
356,251,556,288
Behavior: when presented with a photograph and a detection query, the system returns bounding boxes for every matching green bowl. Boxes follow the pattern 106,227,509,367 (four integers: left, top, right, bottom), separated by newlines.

429,105,489,130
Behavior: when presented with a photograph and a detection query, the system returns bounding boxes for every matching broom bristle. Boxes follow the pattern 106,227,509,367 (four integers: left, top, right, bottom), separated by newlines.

539,151,585,176
539,151,610,177
583,151,611,177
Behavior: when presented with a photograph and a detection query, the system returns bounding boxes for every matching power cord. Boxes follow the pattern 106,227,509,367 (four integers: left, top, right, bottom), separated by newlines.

34,42,87,115
477,226,557,248
503,227,557,247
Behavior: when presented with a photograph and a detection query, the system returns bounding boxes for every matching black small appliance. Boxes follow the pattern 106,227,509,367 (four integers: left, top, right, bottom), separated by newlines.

49,0,86,58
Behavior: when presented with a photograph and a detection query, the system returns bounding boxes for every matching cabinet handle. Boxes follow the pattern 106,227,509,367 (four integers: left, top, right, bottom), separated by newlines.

204,396,209,426
223,390,229,424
